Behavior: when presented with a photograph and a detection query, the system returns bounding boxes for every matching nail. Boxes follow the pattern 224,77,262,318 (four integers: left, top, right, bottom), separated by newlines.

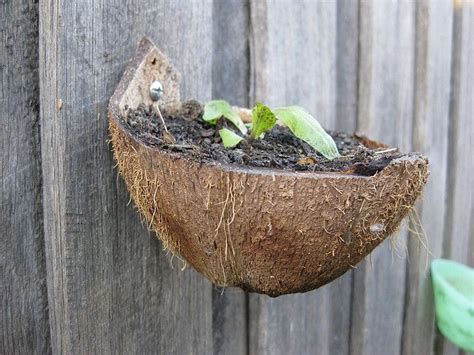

149,81,164,101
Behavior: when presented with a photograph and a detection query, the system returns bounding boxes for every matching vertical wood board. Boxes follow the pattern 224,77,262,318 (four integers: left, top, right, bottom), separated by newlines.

437,3,474,353
212,0,249,354
0,1,51,354
352,2,416,355
39,0,214,353
403,1,453,354
248,1,355,354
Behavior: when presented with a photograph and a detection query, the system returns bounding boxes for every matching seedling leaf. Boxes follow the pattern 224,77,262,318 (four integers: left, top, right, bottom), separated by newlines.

273,106,340,160
203,100,247,135
251,103,277,140
203,100,228,124
219,128,243,148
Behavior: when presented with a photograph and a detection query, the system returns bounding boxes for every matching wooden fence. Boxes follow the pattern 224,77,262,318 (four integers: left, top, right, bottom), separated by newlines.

1,0,473,354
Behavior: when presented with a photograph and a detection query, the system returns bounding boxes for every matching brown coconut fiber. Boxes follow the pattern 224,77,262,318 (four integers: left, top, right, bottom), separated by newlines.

108,37,429,296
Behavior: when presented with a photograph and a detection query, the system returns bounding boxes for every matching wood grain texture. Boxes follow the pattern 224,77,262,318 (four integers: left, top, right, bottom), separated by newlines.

249,273,352,355
212,288,247,355
212,1,249,354
250,0,337,128
39,1,213,353
248,1,353,354
212,0,250,108
352,2,416,355
437,3,473,354
2,1,473,353
335,0,359,133
402,1,453,355
403,1,453,354
443,0,473,266
0,1,51,353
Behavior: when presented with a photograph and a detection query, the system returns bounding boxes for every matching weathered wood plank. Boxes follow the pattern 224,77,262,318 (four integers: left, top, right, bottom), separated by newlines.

443,0,473,266
0,1,51,353
212,1,249,354
437,3,474,354
250,0,337,128
249,273,352,355
248,1,354,354
212,0,250,108
335,0,359,133
39,1,214,353
352,2,416,355
212,288,247,355
402,1,453,355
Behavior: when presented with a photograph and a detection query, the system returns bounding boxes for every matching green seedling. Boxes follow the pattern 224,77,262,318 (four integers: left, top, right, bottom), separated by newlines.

203,100,340,160
203,100,248,135
273,106,340,160
250,103,277,140
219,128,243,148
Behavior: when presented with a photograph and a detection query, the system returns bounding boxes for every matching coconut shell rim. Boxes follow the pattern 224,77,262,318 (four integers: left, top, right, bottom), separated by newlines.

109,110,427,180
108,37,427,180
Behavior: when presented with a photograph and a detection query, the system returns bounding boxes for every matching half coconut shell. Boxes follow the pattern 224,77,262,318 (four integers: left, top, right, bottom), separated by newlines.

108,37,429,296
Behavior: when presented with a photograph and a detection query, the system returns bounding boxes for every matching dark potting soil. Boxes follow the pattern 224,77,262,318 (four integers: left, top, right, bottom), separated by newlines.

122,101,403,175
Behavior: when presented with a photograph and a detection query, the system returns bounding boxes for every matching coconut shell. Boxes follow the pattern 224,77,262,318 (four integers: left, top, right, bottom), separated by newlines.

108,37,429,296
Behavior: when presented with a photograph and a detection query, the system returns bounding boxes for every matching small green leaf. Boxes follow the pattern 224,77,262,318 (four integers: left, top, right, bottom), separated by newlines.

245,122,266,138
251,103,277,140
203,100,228,124
273,106,340,160
203,100,247,135
219,128,243,148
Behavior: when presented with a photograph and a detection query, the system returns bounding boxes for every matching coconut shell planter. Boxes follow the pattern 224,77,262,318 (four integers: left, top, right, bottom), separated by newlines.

108,37,429,297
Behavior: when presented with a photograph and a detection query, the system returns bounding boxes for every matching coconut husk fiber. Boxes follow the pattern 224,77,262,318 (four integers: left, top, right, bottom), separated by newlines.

108,37,429,296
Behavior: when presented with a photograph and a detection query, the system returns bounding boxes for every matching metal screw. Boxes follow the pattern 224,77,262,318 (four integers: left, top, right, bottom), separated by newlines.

149,81,164,101
148,80,173,143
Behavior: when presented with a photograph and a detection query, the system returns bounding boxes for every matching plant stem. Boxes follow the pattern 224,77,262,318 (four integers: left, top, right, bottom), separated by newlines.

154,103,176,144
154,104,169,132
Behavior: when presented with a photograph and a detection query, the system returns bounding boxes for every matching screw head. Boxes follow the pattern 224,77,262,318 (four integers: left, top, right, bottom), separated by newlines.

149,81,164,101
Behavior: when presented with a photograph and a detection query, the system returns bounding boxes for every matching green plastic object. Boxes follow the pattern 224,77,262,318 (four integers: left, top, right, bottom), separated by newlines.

431,259,474,352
